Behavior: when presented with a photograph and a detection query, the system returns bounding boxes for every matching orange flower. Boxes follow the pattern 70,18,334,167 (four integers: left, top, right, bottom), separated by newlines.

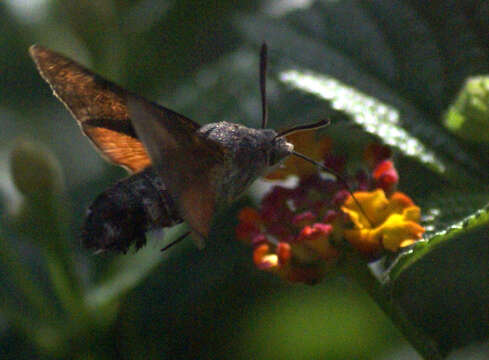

253,242,291,270
252,240,332,285
253,244,279,270
266,131,331,180
236,137,423,284
341,189,425,255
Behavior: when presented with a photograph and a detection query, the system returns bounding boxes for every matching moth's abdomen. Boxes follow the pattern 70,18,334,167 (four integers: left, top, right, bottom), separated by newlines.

83,167,182,253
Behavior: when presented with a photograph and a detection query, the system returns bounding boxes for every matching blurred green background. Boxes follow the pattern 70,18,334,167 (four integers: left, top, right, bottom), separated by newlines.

1,0,488,359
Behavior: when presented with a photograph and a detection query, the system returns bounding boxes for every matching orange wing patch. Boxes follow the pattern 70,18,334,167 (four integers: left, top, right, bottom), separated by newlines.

84,126,151,172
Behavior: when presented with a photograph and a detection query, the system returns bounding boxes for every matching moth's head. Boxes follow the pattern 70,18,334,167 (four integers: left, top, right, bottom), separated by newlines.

264,118,330,167
268,131,294,166
221,125,293,168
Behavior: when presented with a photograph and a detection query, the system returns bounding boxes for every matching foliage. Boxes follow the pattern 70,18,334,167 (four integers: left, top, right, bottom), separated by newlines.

1,0,488,359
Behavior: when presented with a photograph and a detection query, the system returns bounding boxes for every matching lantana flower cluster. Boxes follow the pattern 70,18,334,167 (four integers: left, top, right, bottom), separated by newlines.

236,131,425,284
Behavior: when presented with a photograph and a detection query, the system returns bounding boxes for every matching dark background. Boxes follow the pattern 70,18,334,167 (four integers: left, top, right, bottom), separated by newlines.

1,0,488,359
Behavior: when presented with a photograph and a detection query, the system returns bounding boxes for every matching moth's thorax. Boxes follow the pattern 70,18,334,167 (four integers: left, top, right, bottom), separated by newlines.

198,122,293,203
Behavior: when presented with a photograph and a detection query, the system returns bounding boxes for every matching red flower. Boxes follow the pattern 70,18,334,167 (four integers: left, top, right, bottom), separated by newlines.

236,132,424,284
372,160,398,194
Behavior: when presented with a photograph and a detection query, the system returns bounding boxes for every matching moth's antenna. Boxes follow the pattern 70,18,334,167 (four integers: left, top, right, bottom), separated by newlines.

276,119,330,139
260,43,268,129
160,231,190,252
291,150,374,227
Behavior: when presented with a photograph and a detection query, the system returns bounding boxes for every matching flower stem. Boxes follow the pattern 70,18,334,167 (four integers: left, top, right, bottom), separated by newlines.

343,256,444,360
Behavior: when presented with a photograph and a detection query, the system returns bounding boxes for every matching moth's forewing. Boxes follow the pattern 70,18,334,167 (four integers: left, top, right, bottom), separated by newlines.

127,95,226,244
30,44,227,247
29,44,150,173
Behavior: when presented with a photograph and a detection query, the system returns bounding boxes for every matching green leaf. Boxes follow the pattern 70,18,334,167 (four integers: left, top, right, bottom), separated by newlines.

444,76,489,143
7,0,488,358
236,280,404,360
236,14,487,184
386,203,489,281
422,190,489,234
384,204,489,353
168,9,488,187
84,226,188,310
278,69,448,175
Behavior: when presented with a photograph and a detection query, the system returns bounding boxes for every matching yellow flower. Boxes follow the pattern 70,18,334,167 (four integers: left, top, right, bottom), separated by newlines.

266,131,331,180
341,189,425,255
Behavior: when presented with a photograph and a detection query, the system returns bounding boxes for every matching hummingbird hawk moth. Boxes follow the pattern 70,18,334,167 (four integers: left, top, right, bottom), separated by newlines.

29,44,329,253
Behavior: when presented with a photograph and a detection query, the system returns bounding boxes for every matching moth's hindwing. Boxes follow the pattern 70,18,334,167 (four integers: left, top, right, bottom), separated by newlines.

127,95,227,241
